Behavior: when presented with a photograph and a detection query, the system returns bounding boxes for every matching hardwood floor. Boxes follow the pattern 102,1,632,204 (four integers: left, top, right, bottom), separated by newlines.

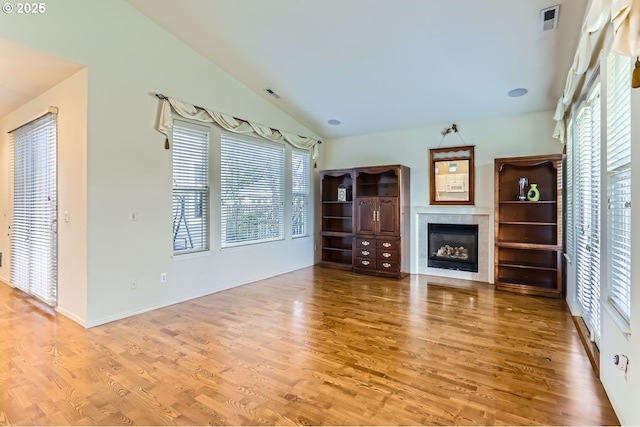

0,267,618,425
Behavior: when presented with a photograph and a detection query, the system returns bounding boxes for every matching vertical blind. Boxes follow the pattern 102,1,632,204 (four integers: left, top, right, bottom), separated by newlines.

606,53,632,323
574,83,602,344
10,112,58,306
292,150,310,237
221,133,285,247
172,121,210,254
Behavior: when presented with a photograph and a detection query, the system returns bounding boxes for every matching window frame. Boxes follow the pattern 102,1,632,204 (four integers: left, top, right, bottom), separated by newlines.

291,148,310,238
171,119,211,256
605,52,632,328
220,131,286,248
573,80,602,346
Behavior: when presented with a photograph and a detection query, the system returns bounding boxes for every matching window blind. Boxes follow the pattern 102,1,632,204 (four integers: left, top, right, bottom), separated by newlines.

574,83,602,344
221,133,285,247
292,150,310,237
606,53,632,323
172,121,210,254
588,86,602,341
566,122,574,258
10,112,57,306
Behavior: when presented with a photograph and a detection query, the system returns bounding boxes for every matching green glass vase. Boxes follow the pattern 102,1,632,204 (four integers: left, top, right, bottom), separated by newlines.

527,183,540,201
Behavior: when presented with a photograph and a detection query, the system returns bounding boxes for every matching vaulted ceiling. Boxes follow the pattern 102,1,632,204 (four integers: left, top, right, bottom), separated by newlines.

126,0,587,138
0,1,587,139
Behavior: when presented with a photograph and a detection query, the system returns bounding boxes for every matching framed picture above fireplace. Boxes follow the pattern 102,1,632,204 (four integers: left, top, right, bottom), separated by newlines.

429,145,475,205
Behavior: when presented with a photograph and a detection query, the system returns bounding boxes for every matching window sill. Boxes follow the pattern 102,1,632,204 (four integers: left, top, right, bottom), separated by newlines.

172,250,212,261
221,237,285,250
604,300,632,337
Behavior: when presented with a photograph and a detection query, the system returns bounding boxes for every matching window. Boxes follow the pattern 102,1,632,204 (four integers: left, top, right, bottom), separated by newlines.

10,112,57,306
221,132,285,247
574,82,601,345
292,150,310,237
606,52,632,324
172,121,210,254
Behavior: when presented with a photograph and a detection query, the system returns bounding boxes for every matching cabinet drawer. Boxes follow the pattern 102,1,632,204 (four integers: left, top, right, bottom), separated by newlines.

377,260,399,272
376,250,398,261
355,258,377,269
356,248,376,259
377,239,399,250
356,238,375,248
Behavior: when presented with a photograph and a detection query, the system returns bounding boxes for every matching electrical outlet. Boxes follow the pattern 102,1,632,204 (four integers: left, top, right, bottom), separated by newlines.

160,273,167,283
618,355,629,372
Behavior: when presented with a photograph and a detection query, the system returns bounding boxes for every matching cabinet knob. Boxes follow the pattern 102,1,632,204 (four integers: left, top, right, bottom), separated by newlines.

361,250,370,256
361,240,370,246
382,262,391,268
382,242,392,248
382,252,391,258
361,260,370,266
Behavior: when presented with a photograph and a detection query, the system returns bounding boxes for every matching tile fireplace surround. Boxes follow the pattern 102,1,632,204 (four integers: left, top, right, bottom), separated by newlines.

414,207,492,283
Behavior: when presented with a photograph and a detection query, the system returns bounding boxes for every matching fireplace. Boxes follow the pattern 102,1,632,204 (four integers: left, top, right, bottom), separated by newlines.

428,223,479,272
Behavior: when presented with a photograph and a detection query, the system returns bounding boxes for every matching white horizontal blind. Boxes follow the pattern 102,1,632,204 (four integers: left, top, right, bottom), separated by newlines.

221,133,285,247
566,121,574,257
172,121,210,254
11,112,57,306
606,52,632,323
588,86,602,342
574,84,602,344
292,150,310,237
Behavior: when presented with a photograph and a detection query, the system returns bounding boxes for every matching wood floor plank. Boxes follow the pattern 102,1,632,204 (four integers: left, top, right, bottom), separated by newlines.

0,266,619,425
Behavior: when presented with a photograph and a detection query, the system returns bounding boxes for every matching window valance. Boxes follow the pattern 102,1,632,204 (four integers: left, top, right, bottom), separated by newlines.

552,0,640,143
155,94,321,160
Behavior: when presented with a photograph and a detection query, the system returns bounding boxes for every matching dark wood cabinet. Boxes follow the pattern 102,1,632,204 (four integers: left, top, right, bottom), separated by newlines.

355,197,399,236
320,164,410,278
320,169,354,270
354,165,410,278
494,154,563,298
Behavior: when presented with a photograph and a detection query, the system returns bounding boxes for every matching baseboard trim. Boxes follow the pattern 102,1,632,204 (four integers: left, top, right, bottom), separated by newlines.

572,316,600,377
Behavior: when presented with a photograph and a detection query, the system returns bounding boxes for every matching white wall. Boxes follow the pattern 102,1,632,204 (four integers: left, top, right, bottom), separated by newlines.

322,111,562,209
0,69,88,322
597,68,640,427
320,110,563,276
0,0,319,326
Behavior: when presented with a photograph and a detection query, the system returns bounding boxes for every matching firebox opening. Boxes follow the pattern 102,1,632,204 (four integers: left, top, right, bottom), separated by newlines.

428,223,479,273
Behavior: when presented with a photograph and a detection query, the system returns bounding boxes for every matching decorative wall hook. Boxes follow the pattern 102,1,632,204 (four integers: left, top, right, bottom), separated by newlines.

441,123,458,136
438,123,465,147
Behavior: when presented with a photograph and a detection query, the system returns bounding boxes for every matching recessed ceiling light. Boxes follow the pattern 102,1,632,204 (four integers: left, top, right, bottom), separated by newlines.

508,88,528,97
328,119,341,125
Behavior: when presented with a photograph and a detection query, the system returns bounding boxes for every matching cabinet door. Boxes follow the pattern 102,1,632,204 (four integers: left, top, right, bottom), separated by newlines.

376,197,399,236
355,198,376,234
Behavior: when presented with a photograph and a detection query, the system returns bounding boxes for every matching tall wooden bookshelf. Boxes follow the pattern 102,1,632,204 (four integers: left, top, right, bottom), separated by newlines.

494,154,563,298
319,169,354,270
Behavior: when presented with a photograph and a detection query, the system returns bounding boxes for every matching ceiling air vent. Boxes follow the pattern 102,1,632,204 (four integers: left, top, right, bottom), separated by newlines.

264,88,281,99
540,5,560,32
